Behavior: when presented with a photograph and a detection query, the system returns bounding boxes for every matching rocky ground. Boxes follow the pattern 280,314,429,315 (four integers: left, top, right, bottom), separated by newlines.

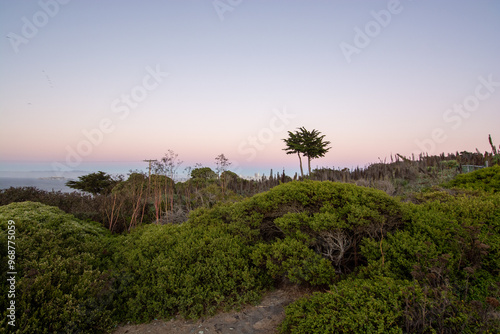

113,287,308,334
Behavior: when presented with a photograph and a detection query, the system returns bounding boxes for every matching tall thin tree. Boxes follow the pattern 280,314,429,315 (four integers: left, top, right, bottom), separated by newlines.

215,153,231,195
283,130,306,178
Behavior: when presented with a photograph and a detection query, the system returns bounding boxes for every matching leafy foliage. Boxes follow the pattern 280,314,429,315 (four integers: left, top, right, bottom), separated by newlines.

283,127,331,176
359,190,500,332
0,202,115,333
66,171,120,195
277,181,499,333
111,223,267,321
190,180,403,279
282,273,499,334
190,167,217,180
442,165,500,193
280,276,405,334
251,237,336,286
0,186,102,222
298,127,331,173
111,172,148,194
282,129,306,177
1,170,499,333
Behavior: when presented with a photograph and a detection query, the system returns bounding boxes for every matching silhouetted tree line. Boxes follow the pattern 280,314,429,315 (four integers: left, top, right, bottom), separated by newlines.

310,150,496,183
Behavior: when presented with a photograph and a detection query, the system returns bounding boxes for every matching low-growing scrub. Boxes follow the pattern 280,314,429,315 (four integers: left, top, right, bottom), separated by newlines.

276,181,499,333
1,175,499,333
0,186,102,223
281,276,405,334
251,237,336,286
0,186,156,233
442,165,500,193
190,180,404,276
281,274,499,334
0,202,115,333
110,223,268,322
358,190,500,332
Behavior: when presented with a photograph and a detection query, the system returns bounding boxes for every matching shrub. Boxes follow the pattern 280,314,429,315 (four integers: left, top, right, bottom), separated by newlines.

281,275,499,334
0,185,158,233
442,165,500,193
111,223,268,322
400,281,500,333
189,181,404,275
280,276,405,334
2,176,497,332
251,237,336,286
360,190,500,332
0,186,102,223
0,202,115,333
363,190,500,280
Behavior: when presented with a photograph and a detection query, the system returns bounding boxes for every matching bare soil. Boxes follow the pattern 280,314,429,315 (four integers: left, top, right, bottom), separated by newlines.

113,286,309,334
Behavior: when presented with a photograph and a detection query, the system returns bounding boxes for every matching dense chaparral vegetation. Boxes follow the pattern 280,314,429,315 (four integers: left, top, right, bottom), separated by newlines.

1,149,499,333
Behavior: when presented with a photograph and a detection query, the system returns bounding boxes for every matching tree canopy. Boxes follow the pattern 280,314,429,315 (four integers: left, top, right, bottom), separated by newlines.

283,127,331,177
190,167,217,180
65,171,120,195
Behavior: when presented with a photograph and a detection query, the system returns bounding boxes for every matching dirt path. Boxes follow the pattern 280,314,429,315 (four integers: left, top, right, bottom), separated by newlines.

113,287,307,334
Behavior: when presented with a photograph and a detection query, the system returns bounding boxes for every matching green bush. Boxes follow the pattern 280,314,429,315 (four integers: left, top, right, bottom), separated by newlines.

359,190,500,332
2,177,498,332
443,165,500,193
0,186,156,233
190,167,217,180
280,276,405,334
363,190,500,280
281,274,499,334
190,180,404,275
0,186,102,223
251,237,336,286
111,223,268,322
0,202,115,333
400,281,500,333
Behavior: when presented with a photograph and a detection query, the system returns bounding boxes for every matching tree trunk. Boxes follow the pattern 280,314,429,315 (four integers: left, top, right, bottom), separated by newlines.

308,156,312,176
297,152,304,178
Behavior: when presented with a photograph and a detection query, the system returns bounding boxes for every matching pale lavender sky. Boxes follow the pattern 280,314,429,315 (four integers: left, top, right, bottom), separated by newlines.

1,0,499,177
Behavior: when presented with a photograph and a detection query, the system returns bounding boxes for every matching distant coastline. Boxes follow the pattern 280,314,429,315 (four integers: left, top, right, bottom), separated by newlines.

0,177,76,193
38,176,67,180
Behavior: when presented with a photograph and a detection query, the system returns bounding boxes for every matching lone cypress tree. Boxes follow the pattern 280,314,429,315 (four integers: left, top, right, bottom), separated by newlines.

299,127,331,175
283,127,331,177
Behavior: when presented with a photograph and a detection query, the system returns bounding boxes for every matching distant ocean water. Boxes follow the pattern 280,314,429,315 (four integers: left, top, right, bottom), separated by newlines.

0,161,145,193
0,161,297,194
0,177,76,193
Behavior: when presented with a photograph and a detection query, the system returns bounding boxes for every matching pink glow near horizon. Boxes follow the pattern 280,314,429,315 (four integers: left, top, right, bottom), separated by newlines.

1,1,499,173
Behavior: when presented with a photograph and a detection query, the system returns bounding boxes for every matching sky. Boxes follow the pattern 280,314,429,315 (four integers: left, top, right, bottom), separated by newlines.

1,0,499,178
